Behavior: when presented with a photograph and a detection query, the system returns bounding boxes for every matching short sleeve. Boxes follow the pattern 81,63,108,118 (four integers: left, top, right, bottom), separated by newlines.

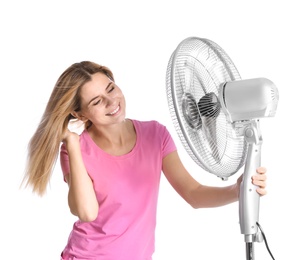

60,143,70,182
161,124,177,158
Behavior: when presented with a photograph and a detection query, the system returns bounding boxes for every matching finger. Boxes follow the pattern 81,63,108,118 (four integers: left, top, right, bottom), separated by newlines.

256,188,267,196
256,167,267,174
252,179,266,188
252,173,267,181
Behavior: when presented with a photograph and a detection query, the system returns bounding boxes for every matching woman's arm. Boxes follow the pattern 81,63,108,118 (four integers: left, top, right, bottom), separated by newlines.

63,131,99,222
162,151,267,209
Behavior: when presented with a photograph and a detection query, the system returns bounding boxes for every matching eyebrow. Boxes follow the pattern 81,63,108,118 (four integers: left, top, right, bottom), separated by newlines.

88,82,113,105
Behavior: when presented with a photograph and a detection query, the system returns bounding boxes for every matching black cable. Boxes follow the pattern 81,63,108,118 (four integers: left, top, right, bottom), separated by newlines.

256,222,275,260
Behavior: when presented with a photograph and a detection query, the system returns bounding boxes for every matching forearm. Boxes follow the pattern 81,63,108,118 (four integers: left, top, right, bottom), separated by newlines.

66,140,99,222
189,183,238,209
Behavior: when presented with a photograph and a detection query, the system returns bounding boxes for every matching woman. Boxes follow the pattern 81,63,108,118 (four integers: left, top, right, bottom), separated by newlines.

23,61,267,260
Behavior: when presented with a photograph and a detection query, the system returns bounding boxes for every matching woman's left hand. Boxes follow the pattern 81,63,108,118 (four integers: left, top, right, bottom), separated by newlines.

237,167,267,197
252,167,267,196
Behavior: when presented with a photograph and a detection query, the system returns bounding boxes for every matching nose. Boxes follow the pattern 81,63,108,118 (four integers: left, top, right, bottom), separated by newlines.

104,95,116,108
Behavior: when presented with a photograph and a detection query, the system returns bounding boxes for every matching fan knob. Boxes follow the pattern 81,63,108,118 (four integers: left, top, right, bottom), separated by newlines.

245,128,254,138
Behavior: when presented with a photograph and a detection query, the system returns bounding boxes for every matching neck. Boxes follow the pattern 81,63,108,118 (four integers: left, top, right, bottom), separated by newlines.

87,119,136,156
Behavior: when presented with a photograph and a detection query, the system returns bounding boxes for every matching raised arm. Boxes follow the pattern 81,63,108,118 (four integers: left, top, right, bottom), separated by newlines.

162,151,266,209
63,130,99,222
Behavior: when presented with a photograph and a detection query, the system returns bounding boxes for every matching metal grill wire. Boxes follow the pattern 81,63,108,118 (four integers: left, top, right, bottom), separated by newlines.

166,37,247,177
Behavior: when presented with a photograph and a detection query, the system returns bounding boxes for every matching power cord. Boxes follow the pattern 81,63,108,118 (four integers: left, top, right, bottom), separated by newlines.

256,222,275,260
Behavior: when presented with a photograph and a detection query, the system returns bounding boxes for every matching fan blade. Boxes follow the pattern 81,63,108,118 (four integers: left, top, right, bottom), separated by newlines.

198,92,220,118
198,93,222,164
181,92,201,129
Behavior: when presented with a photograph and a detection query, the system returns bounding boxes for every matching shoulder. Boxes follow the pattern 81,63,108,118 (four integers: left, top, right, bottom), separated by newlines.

132,119,166,131
132,119,173,143
132,119,169,136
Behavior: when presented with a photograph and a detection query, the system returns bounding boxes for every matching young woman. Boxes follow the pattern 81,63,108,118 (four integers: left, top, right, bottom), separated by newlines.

23,61,267,260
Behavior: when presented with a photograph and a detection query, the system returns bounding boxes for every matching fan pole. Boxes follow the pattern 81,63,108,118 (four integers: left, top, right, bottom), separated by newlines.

246,242,254,259
239,120,263,260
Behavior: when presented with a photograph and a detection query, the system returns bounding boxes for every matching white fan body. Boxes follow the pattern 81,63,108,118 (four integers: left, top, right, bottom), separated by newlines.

166,37,279,253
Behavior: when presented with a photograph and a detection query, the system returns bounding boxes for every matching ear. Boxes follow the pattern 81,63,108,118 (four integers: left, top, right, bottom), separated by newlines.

71,111,88,122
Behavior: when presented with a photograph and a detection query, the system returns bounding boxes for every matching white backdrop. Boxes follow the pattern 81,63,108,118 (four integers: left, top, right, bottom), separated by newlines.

1,1,293,259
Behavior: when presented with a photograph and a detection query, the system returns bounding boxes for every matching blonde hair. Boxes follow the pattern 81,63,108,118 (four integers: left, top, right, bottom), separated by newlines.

23,61,114,196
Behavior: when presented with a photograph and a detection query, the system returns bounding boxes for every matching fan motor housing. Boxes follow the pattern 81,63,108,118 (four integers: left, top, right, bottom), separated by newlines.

220,78,279,122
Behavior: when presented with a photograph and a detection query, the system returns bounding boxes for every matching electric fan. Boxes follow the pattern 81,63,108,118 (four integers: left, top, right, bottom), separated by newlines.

166,37,279,259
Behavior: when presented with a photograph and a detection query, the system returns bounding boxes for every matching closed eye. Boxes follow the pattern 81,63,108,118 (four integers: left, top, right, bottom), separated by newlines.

107,84,115,93
89,83,116,106
93,99,101,105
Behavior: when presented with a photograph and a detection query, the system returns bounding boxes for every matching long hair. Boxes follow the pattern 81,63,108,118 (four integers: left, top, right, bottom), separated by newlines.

23,61,114,196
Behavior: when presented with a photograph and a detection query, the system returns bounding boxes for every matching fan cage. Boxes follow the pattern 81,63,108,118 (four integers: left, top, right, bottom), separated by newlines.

166,37,248,178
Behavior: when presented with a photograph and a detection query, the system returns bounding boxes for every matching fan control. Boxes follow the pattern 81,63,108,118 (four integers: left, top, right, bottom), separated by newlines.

245,128,254,138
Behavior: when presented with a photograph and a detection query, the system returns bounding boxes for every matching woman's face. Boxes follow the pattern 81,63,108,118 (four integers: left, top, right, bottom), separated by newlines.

78,72,126,127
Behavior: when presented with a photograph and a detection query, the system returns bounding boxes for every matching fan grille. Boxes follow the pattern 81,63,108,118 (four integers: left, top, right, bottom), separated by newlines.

166,37,247,178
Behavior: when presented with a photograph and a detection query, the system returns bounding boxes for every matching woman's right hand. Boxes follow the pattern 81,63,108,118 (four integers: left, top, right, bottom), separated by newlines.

62,128,80,146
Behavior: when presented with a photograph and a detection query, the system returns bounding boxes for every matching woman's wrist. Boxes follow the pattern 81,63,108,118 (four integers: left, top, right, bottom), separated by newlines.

233,175,243,201
63,132,80,150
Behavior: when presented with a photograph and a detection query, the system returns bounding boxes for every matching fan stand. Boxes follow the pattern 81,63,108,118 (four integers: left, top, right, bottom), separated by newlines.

238,119,264,260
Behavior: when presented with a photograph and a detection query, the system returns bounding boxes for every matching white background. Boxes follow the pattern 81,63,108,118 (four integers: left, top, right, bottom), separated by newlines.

1,1,293,259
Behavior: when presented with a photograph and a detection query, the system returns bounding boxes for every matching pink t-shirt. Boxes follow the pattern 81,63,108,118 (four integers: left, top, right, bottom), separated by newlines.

60,120,176,260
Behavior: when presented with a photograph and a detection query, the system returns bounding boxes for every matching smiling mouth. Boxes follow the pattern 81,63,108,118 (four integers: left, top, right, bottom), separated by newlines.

106,105,120,116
